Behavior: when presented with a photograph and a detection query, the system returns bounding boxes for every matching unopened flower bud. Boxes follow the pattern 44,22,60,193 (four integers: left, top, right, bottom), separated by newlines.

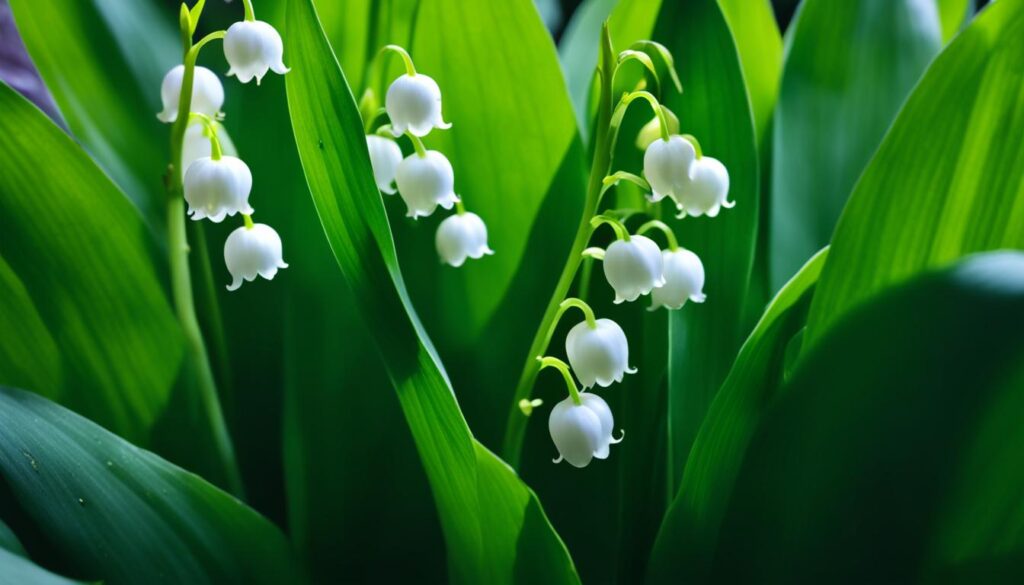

366,135,403,194
436,212,494,267
395,150,458,219
224,20,289,85
566,318,636,388
224,222,288,291
386,74,451,137
157,65,224,123
183,156,253,222
651,248,706,310
603,235,665,304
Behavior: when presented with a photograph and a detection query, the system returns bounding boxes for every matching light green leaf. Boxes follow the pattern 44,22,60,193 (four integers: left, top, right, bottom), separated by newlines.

937,0,974,41
695,252,1024,581
559,0,619,134
9,0,177,234
805,0,1024,348
648,248,827,582
717,0,783,144
0,82,183,443
0,547,85,585
634,0,760,490
0,386,299,585
769,0,942,290
284,1,578,582
0,256,62,398
402,0,581,341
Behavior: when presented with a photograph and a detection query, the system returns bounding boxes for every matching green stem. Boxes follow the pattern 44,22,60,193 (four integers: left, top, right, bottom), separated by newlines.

501,22,616,467
558,298,598,329
241,0,255,21
637,219,679,250
680,133,703,158
380,44,417,76
167,21,244,498
189,113,222,160
455,199,466,215
591,214,631,241
537,357,582,406
243,213,255,229
609,90,670,146
406,132,427,157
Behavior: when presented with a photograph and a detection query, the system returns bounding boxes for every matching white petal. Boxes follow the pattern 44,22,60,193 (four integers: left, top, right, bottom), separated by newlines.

366,135,403,194
603,236,664,303
436,212,492,267
651,248,706,310
183,156,253,223
580,393,618,459
548,397,604,468
157,65,224,123
385,74,448,138
223,223,287,291
224,21,287,85
565,319,633,389
395,150,456,219
677,156,730,217
643,136,695,203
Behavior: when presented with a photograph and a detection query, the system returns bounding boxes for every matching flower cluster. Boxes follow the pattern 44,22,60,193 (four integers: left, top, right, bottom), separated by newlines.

522,37,731,469
363,47,493,267
158,1,288,291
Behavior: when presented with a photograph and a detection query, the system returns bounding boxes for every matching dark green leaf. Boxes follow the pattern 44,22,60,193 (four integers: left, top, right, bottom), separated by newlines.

9,0,177,234
769,0,942,290
0,386,299,585
284,1,578,582
805,0,1024,347
717,0,783,144
704,252,1024,581
648,248,827,582
0,82,183,443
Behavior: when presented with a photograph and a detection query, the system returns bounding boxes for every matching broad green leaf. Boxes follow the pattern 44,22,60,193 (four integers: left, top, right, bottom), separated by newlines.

0,256,62,398
638,0,760,490
805,0,1024,347
0,386,299,584
700,252,1024,581
937,0,974,41
0,82,183,443
312,0,372,91
9,0,177,233
648,248,827,582
407,0,582,339
0,518,87,585
717,0,782,144
285,1,578,583
768,0,942,290
559,0,618,134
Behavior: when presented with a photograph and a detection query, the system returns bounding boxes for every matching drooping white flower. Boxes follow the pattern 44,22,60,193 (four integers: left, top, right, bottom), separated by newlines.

675,156,733,218
224,223,288,291
157,65,224,123
386,74,451,137
549,393,622,468
366,135,403,194
224,20,289,85
183,156,253,222
436,212,494,267
394,150,459,219
643,135,696,204
181,121,239,179
565,318,636,388
603,235,666,304
651,248,706,310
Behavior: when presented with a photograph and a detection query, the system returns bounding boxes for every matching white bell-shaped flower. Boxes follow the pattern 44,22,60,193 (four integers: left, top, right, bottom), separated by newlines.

157,65,224,123
366,135,403,194
224,20,289,85
651,248,706,310
565,318,636,388
603,235,666,304
549,393,622,468
224,223,288,291
183,156,253,222
436,212,494,267
675,156,733,218
643,135,696,204
386,74,451,137
395,150,459,219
